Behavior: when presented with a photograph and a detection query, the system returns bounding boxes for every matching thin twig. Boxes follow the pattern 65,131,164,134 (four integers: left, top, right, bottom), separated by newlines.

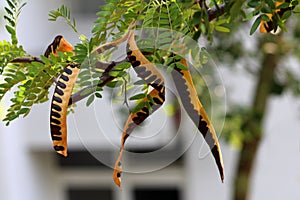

207,3,226,22
9,56,124,101
10,57,112,70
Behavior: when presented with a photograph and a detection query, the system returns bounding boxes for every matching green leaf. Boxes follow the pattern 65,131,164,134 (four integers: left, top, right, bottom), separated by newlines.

230,0,246,20
79,81,93,87
97,10,112,17
114,62,131,70
4,77,14,83
215,25,230,33
27,94,36,100
292,0,299,7
106,81,123,88
175,62,188,71
109,70,127,77
86,94,95,107
5,25,15,35
23,101,33,106
7,0,16,10
277,2,290,9
261,14,271,22
281,10,292,21
147,94,154,105
19,108,30,115
4,7,14,17
247,0,259,8
250,16,262,35
16,71,26,80
131,101,147,114
18,2,27,13
244,10,260,21
130,93,146,100
265,0,275,9
166,63,176,74
95,92,102,98
80,87,95,96
4,113,18,123
164,57,174,67
261,6,272,14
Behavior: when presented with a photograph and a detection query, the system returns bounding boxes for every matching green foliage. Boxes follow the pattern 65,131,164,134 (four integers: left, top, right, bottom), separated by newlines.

143,0,189,33
246,0,299,35
222,107,265,149
1,0,299,126
229,0,247,20
48,4,92,64
4,0,26,45
73,39,94,63
222,111,245,149
285,70,300,96
0,40,25,74
48,5,78,34
1,1,76,125
250,15,262,35
2,62,51,123
0,52,73,125
1,0,27,74
130,93,146,101
92,0,145,45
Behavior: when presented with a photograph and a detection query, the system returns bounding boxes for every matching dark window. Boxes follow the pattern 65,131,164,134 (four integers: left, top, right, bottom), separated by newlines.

126,142,185,167
68,188,113,200
56,150,113,169
134,188,180,200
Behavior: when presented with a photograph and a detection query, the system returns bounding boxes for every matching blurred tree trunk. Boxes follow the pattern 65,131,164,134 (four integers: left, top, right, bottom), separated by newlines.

233,34,285,200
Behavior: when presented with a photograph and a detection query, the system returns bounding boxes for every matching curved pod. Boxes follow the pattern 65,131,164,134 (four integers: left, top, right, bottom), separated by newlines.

50,64,80,157
49,27,134,157
171,59,224,181
113,31,166,187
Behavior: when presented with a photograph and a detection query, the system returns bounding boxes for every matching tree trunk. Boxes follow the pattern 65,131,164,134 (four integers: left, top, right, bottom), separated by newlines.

233,35,283,200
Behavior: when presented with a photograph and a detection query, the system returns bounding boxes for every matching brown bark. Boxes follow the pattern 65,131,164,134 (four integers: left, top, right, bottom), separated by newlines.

233,35,283,200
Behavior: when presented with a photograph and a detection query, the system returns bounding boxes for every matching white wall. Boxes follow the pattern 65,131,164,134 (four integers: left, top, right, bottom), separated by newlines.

1,1,300,200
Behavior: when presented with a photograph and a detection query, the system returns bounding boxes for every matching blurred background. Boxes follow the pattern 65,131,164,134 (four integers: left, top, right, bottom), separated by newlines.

1,0,300,200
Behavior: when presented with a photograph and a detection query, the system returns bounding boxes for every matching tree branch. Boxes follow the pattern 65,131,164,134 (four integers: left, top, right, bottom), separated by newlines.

233,35,284,200
10,57,44,64
9,56,127,105
69,58,128,105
